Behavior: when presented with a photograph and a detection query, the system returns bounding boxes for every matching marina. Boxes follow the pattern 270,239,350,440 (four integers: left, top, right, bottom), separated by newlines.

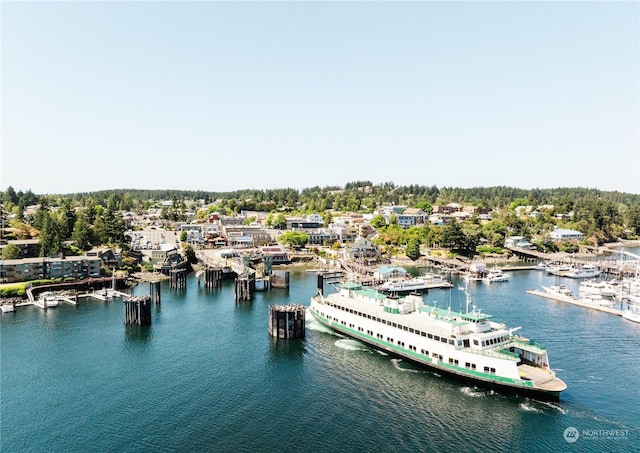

1,266,639,452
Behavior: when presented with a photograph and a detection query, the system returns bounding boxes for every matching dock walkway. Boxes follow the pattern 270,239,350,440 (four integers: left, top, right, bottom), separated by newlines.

526,289,622,316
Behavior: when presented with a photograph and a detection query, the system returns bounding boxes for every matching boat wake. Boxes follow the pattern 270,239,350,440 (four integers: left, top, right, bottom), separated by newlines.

460,386,485,398
390,358,420,373
305,319,341,336
519,402,544,413
537,400,568,414
334,339,368,352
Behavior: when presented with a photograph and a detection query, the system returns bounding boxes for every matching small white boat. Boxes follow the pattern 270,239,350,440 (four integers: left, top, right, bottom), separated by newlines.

541,285,573,297
578,294,614,307
381,274,452,292
482,268,510,283
1,304,15,313
622,309,640,324
564,264,601,279
39,291,59,308
546,264,572,276
578,279,618,298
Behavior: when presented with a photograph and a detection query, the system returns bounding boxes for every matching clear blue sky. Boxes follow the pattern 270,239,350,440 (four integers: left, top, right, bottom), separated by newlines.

2,1,639,195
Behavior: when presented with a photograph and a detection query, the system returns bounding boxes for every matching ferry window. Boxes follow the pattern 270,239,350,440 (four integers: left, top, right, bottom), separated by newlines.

428,334,433,339
471,364,476,370
440,337,447,343
392,323,397,328
454,359,459,365
409,328,414,333
403,326,408,331
434,335,440,341
449,339,455,345
421,332,426,337
490,367,496,374
465,362,471,368
449,358,454,364
432,353,438,358
484,366,490,373
439,355,443,361
473,340,479,346
481,341,486,347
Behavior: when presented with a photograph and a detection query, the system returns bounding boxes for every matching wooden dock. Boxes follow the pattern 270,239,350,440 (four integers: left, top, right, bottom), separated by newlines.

526,289,622,316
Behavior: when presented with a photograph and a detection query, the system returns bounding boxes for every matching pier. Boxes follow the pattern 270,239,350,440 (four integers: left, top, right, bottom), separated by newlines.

526,289,623,316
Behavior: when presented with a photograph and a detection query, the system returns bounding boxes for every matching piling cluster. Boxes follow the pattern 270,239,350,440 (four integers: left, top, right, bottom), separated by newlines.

123,295,152,326
203,267,223,289
268,304,306,339
235,272,255,301
170,269,187,290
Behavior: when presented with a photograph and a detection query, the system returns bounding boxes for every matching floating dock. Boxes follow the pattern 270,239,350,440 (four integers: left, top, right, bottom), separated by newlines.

526,289,622,316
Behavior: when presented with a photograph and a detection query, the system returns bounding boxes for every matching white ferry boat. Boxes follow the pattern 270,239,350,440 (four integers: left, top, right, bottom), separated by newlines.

309,282,567,400
380,274,452,292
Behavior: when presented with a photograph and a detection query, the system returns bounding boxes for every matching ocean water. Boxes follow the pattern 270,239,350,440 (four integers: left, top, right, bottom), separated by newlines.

1,265,639,452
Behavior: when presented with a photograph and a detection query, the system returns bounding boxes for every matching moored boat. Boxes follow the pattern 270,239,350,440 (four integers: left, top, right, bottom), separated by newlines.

309,282,567,400
39,291,59,308
380,274,452,292
622,309,640,324
563,264,601,279
541,285,573,297
578,279,618,298
482,268,510,283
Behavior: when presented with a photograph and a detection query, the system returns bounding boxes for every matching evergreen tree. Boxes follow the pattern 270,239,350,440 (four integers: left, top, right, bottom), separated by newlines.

39,212,62,256
405,238,421,261
72,212,92,250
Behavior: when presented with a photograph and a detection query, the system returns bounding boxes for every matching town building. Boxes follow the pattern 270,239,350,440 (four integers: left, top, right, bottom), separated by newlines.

0,255,101,283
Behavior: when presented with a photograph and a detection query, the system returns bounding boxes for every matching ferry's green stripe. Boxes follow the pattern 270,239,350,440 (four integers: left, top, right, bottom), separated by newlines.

311,308,534,388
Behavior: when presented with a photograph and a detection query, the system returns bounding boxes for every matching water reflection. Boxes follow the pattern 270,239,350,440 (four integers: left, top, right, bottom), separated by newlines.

124,324,152,343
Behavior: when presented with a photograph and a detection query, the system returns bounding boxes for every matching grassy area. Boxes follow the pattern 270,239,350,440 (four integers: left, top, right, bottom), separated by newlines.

0,279,60,297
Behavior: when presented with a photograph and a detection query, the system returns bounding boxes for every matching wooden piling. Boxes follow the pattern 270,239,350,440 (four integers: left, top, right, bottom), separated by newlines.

268,304,306,339
123,295,152,325
204,267,223,289
150,280,161,304
170,269,187,290
235,272,255,301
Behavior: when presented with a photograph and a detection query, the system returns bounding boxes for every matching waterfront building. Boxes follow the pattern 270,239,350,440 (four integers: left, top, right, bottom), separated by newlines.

0,255,101,283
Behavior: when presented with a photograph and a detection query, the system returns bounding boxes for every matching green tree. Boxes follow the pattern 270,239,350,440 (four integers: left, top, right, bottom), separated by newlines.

39,212,62,256
405,238,421,261
273,213,287,230
58,199,76,240
370,214,387,229
180,230,188,241
1,243,21,260
278,231,308,249
71,212,92,250
183,243,197,263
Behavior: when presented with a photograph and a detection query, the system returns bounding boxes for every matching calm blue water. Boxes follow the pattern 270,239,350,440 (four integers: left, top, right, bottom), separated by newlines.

2,265,639,452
